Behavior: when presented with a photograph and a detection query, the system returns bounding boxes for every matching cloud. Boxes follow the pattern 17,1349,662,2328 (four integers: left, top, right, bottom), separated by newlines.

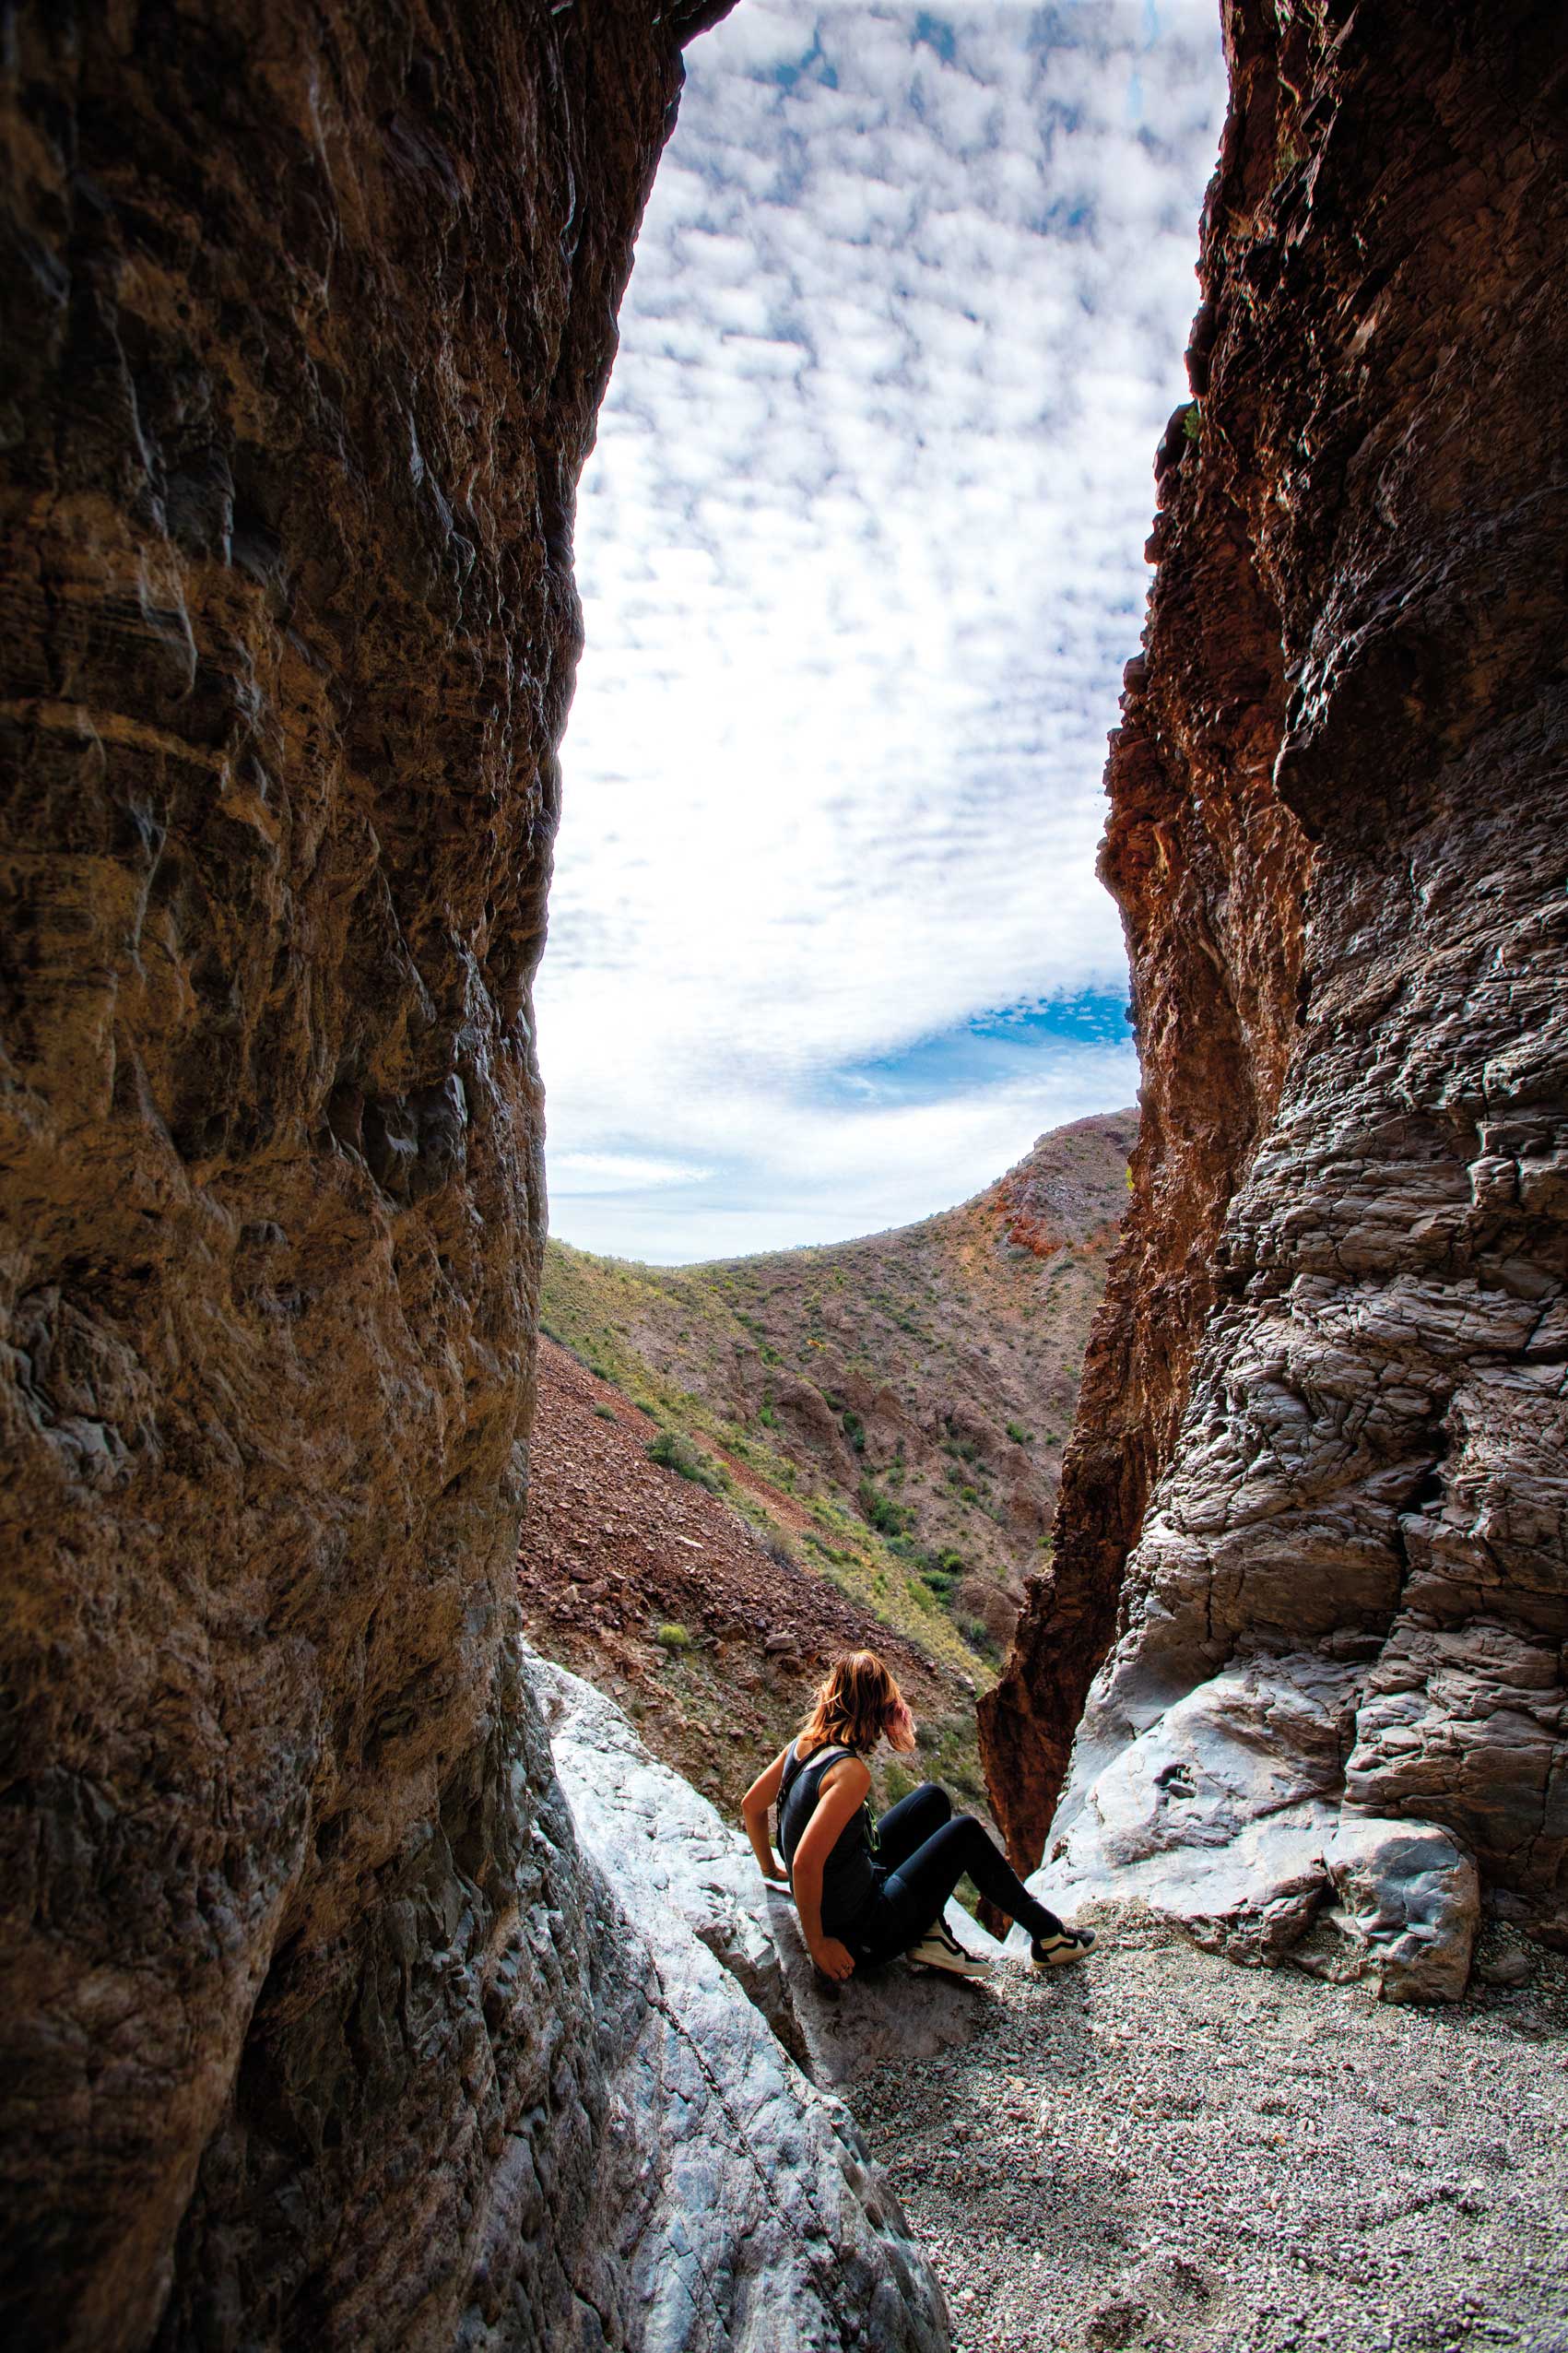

538,0,1225,1263
549,1153,715,1197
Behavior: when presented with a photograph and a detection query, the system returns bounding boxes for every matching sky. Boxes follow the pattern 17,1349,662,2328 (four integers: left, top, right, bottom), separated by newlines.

537,0,1227,1264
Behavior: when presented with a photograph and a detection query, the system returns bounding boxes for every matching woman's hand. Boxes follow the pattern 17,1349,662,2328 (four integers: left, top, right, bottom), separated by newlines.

811,1937,855,1981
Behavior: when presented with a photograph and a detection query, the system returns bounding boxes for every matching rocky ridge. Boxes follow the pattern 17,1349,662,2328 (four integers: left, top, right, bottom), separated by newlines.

983,0,1568,1998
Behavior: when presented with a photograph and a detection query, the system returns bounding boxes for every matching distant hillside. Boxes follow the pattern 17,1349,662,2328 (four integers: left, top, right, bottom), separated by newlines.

518,1338,989,1819
523,1111,1137,1752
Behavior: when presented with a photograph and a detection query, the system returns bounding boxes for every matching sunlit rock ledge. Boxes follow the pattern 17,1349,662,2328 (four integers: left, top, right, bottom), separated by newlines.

526,1647,1032,2350
1017,1653,1480,2004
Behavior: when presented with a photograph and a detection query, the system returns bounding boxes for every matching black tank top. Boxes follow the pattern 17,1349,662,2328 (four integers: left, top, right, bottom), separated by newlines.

777,1740,881,1933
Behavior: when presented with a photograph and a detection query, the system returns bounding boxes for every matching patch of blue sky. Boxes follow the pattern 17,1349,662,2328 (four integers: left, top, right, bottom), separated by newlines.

825,992,1134,1110
913,14,958,67
764,35,839,93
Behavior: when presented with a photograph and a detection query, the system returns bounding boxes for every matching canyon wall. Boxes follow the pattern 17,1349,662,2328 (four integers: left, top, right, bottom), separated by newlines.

983,0,1568,1981
0,6,935,2347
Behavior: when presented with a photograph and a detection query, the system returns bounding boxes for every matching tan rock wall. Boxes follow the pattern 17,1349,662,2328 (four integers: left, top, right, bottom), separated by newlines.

0,5,716,2343
983,0,1568,1937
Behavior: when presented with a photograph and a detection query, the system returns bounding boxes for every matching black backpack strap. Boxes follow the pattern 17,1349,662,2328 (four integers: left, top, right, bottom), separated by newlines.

780,1740,854,1803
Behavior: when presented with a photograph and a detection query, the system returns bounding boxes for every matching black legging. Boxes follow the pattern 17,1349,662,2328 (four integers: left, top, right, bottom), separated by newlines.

844,1781,1064,1962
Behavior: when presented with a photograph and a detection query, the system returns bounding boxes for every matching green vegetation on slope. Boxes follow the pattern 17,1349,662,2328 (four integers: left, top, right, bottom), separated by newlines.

539,1111,1137,1685
538,1241,991,1680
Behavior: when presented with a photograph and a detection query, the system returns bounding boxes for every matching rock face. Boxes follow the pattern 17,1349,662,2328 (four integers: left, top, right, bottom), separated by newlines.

984,0,1568,1994
0,3,936,2346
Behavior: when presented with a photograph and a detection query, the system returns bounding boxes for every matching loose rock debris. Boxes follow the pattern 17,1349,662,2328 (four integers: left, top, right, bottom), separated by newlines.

846,1910,1568,2353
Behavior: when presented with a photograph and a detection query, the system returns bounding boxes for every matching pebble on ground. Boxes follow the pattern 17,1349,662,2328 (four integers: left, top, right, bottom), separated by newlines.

845,1911,1568,2353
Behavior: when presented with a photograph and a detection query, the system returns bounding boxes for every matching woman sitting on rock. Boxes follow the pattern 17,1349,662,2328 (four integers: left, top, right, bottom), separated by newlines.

741,1649,1093,1981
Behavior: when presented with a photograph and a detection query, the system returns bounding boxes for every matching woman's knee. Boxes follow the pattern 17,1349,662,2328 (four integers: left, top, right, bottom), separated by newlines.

915,1781,951,1820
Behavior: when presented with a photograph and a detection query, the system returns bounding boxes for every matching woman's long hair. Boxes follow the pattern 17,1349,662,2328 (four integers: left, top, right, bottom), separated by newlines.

796,1649,914,1756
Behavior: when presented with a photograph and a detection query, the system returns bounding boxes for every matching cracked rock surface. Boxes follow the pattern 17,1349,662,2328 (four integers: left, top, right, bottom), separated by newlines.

983,2,1568,1981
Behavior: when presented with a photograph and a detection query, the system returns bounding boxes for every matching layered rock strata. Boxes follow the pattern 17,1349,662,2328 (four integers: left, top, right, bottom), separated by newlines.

984,0,1568,1995
0,3,935,2346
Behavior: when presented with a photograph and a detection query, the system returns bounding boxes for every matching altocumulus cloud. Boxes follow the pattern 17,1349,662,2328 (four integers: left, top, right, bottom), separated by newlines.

537,0,1225,1264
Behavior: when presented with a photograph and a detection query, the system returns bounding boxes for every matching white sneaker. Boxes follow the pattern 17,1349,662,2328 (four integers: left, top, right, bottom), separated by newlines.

1030,1925,1095,1968
904,1920,992,1979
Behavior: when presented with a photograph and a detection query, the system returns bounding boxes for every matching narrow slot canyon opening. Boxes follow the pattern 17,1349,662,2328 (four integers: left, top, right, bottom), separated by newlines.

521,0,1226,1851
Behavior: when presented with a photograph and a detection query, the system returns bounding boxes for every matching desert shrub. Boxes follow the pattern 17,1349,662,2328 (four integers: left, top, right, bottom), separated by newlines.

841,1409,866,1453
858,1478,911,1538
593,1403,617,1421
654,1622,693,1652
1006,1420,1031,1447
645,1430,725,1494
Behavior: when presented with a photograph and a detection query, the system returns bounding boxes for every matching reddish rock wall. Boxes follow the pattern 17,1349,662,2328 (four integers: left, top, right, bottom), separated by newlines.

0,5,729,2345
983,0,1568,1955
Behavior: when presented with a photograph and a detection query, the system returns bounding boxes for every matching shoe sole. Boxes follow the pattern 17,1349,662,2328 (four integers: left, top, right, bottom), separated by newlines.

1032,1943,1092,1968
907,1951,991,1979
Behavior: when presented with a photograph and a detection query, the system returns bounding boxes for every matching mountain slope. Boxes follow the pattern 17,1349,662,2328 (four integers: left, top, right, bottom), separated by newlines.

530,1109,1135,1667
519,1337,989,1816
521,1109,1136,1822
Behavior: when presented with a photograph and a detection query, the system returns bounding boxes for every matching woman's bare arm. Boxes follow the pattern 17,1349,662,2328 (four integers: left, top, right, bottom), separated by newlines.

740,1747,789,1884
790,1756,871,1980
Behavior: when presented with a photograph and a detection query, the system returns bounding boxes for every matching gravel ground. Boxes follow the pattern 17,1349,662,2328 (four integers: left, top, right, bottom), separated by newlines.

845,1913,1568,2353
